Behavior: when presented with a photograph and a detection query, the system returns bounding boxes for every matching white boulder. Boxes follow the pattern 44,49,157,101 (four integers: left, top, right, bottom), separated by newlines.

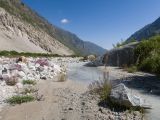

109,83,151,108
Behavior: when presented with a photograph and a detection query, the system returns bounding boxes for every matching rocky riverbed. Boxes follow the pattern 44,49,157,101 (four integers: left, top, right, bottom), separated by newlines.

0,57,80,109
0,58,144,120
99,66,160,120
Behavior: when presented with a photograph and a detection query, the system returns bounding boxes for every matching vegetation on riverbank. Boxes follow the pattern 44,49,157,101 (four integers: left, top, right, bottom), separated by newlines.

134,35,160,74
112,39,136,48
122,65,138,73
7,95,35,104
115,35,160,75
0,50,79,57
88,79,111,101
22,80,36,85
88,73,145,115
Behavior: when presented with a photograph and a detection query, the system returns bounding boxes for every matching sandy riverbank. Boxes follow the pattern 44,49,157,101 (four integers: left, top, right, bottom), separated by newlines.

0,80,143,120
0,79,86,120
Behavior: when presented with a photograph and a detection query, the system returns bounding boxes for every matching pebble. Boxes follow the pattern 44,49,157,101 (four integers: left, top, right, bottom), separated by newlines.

68,107,73,110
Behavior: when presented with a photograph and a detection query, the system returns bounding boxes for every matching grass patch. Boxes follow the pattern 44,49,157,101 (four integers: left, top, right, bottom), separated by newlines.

88,71,111,101
22,80,36,85
126,66,138,73
89,80,111,110
0,50,61,57
7,95,35,104
21,88,38,95
122,64,138,73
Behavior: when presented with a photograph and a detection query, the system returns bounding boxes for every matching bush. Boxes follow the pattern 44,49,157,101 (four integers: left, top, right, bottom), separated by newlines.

139,52,160,74
7,95,35,104
112,39,137,48
89,71,111,101
58,73,67,82
127,66,138,73
100,82,112,101
122,64,138,73
5,77,18,86
0,50,80,58
23,80,36,85
134,35,160,74
0,50,61,57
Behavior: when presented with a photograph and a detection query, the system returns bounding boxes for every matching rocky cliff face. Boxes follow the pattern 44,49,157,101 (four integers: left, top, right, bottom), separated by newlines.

103,43,139,66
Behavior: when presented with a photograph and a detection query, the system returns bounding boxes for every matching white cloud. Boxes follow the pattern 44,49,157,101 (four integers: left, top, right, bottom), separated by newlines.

61,18,69,24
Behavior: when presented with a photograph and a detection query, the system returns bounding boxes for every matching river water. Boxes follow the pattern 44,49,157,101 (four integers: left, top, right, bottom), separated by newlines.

67,62,160,120
67,62,116,84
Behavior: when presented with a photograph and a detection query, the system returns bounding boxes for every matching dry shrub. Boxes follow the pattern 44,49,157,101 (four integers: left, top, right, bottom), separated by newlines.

88,55,96,61
58,72,67,82
89,80,111,101
5,76,18,86
88,71,111,101
21,87,38,95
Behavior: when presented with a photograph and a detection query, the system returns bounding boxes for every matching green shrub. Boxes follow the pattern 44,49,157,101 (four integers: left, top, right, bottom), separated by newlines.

122,64,138,73
7,95,35,104
134,35,160,74
139,52,160,74
113,39,137,48
0,50,80,57
127,66,138,73
23,80,36,85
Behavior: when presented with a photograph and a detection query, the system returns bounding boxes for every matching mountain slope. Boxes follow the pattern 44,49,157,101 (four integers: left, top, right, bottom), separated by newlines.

54,28,106,55
0,0,106,56
127,17,160,42
0,0,73,55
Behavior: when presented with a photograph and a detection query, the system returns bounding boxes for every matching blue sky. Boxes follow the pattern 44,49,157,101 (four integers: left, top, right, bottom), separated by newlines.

22,0,160,49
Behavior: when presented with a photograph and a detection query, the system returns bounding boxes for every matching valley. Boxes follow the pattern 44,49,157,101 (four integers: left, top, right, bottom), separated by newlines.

0,58,159,120
0,0,160,120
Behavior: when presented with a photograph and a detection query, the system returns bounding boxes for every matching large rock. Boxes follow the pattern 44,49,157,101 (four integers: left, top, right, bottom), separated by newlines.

109,83,150,108
103,42,139,66
85,56,104,67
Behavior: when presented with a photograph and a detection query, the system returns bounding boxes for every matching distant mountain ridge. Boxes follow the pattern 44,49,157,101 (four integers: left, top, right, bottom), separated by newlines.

127,17,160,42
54,28,106,55
0,0,106,56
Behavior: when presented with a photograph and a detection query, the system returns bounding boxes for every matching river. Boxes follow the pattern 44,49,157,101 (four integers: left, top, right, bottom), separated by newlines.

67,62,160,120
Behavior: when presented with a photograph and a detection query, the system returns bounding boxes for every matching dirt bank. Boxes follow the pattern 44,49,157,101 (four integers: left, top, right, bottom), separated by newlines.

0,79,143,120
0,79,86,120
